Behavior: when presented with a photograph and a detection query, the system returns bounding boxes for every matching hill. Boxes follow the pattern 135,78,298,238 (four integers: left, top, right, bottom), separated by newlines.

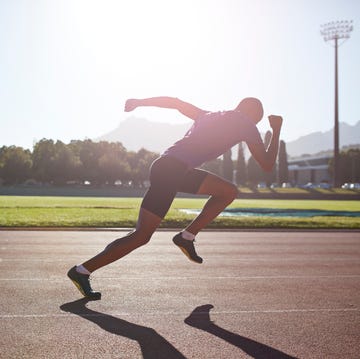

286,121,360,157
96,117,360,157
96,117,190,154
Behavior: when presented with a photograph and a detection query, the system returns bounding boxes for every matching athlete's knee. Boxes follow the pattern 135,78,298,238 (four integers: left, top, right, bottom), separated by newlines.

201,175,238,201
225,184,238,201
132,228,153,247
105,229,152,251
218,182,238,202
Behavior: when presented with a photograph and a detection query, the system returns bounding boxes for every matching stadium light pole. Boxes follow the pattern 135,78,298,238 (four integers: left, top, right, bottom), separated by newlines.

320,20,353,187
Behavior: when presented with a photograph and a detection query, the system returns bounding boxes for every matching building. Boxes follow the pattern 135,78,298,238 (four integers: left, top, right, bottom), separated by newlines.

288,154,332,186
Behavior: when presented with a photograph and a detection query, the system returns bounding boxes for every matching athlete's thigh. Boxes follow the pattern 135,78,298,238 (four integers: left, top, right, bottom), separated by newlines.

141,156,184,218
196,172,238,196
177,168,209,194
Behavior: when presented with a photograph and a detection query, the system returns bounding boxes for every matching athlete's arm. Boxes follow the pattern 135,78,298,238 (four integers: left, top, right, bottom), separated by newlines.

124,97,207,121
247,115,283,172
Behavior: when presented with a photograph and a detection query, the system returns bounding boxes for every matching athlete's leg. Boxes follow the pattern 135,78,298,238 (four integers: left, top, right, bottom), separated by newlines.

184,173,238,235
81,208,162,273
80,156,185,273
68,156,186,298
67,207,162,299
172,170,237,264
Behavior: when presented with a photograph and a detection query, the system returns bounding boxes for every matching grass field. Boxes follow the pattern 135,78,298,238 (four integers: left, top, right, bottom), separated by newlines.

1,195,360,229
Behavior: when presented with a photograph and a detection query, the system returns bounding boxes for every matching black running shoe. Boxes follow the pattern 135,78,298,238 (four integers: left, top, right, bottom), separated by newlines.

67,266,101,300
172,233,203,264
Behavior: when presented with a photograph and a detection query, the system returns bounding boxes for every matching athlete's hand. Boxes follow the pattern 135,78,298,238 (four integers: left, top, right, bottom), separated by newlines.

268,115,283,132
124,99,139,112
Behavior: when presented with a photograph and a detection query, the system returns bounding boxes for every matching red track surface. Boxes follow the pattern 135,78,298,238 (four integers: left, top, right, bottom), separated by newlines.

1,230,359,358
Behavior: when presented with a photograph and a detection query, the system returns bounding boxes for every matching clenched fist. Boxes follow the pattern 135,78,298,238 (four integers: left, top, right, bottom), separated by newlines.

268,115,283,132
124,99,139,112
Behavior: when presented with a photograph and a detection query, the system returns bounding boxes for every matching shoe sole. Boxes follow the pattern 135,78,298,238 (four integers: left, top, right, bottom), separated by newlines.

173,242,202,264
68,271,101,300
69,277,86,297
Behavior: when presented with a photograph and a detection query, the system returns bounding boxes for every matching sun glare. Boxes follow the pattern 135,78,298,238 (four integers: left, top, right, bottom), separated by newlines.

64,1,214,81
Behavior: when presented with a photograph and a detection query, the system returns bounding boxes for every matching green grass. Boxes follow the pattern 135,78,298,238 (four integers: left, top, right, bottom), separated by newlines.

238,186,359,195
1,196,359,229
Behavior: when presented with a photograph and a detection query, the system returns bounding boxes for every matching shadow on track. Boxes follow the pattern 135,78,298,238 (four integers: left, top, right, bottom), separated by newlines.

185,304,298,359
60,298,186,359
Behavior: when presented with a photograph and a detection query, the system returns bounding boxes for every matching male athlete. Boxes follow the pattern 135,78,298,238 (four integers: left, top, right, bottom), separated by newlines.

68,96,283,299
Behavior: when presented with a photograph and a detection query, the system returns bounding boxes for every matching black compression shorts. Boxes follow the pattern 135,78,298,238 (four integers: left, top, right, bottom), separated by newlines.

141,156,209,218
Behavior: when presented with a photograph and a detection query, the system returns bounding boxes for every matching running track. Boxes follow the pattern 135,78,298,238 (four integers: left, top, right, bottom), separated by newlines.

0,230,359,358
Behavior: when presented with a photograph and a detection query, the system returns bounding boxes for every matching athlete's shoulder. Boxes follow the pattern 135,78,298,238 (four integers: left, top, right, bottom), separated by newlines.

196,110,217,120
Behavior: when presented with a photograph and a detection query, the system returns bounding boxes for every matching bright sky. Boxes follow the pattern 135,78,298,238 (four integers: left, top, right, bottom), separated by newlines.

0,0,359,150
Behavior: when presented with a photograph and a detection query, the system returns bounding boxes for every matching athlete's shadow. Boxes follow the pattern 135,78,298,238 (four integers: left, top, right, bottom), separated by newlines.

185,304,298,359
60,298,186,359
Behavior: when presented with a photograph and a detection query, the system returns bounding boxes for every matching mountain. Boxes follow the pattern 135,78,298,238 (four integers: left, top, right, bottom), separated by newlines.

96,117,360,157
286,121,360,157
96,117,191,154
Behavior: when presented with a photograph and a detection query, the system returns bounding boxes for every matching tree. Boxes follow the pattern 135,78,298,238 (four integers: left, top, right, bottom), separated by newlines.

78,140,105,184
222,149,233,182
98,153,130,185
278,140,289,184
97,142,130,185
0,146,32,184
200,158,222,177
247,132,265,187
32,139,56,183
52,141,81,184
235,142,247,186
70,140,157,186
247,155,263,187
128,148,158,187
332,148,360,184
263,131,277,186
247,131,278,187
32,139,80,184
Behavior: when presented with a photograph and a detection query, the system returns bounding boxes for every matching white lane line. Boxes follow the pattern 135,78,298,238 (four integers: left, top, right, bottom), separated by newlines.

1,308,359,319
1,257,359,262
0,275,359,281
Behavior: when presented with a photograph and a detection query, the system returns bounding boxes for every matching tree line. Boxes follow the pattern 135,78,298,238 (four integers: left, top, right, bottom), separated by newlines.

0,139,158,187
220,131,289,187
2,135,357,187
331,148,360,185
0,134,290,187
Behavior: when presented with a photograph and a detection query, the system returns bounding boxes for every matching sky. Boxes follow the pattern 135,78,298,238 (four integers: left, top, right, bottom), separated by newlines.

0,0,359,150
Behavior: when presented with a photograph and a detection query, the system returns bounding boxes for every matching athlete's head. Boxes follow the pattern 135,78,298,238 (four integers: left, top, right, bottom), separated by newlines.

235,97,263,124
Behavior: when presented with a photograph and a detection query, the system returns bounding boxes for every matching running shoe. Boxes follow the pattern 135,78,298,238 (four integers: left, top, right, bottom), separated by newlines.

67,266,101,300
172,233,203,264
